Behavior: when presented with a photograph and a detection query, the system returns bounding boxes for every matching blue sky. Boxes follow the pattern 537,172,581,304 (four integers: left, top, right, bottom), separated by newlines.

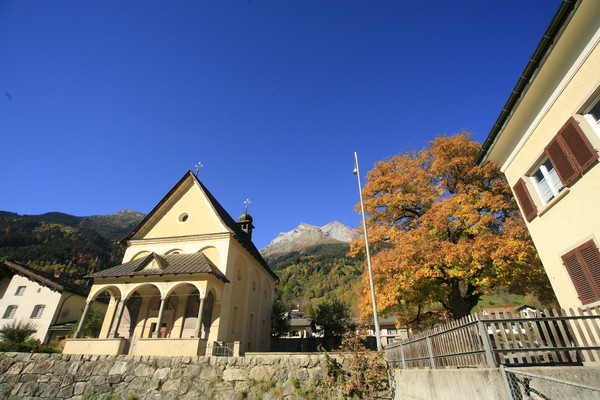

0,0,561,249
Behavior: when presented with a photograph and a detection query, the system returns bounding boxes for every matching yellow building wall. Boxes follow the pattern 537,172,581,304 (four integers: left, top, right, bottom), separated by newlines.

502,35,600,309
216,240,275,352
132,179,228,242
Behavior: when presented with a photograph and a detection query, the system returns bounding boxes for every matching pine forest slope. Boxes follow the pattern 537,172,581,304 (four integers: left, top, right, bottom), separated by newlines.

0,210,145,241
266,243,365,316
0,211,143,285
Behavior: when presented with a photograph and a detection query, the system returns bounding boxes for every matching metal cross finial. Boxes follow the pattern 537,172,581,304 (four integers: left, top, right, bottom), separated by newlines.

195,162,203,176
244,198,251,213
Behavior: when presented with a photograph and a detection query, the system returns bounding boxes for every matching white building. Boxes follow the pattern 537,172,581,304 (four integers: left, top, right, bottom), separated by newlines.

0,261,91,344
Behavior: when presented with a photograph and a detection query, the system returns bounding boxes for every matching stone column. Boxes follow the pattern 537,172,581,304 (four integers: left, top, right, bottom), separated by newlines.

153,297,167,338
195,296,206,339
73,301,92,338
109,299,125,338
233,341,241,357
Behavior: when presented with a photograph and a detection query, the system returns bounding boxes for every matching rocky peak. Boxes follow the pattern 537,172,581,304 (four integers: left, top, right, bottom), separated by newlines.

260,221,360,259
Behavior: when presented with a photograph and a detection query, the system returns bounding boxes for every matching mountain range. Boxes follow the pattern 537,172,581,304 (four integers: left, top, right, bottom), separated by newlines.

260,221,361,259
260,222,364,314
0,210,365,313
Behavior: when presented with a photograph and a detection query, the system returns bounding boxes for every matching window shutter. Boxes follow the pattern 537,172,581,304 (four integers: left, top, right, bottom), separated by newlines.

579,241,600,299
557,117,598,175
512,178,537,222
546,135,579,186
562,240,600,305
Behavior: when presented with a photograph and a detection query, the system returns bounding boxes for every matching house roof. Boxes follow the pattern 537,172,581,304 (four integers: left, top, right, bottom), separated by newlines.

0,260,89,297
475,0,581,166
87,252,229,282
290,318,315,328
120,171,278,281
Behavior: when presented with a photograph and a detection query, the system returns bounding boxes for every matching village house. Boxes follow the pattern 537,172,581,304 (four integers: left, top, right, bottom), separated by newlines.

0,260,92,345
63,171,277,356
476,0,600,310
286,318,318,339
481,305,542,319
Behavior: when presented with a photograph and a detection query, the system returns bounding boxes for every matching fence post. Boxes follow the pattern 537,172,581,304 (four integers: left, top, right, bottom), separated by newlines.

401,345,406,369
477,319,496,367
426,337,435,369
499,365,515,400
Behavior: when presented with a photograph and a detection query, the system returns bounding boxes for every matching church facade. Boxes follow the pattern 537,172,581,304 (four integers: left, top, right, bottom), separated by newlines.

63,171,277,356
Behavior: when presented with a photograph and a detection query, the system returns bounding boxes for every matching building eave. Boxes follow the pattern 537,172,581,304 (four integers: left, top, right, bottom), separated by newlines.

475,0,580,166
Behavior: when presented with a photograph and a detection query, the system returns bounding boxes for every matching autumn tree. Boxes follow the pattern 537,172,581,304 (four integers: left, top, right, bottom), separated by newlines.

351,132,553,329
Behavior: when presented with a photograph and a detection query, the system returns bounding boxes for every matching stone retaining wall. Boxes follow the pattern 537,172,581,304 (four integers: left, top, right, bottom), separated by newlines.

0,352,336,400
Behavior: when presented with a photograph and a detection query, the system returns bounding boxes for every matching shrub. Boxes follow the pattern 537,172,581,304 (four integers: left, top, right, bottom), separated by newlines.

0,341,60,353
0,320,37,343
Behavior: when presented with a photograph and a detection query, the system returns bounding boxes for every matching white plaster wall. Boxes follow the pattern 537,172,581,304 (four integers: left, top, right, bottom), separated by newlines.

0,274,62,342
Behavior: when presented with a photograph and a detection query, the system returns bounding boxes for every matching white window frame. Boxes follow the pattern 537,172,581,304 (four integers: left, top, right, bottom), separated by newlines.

529,157,564,205
580,87,600,138
3,305,18,319
31,305,45,319
583,107,600,137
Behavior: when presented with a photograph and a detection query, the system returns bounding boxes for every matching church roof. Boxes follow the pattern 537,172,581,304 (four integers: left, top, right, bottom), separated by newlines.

87,252,229,282
0,260,89,297
120,171,277,280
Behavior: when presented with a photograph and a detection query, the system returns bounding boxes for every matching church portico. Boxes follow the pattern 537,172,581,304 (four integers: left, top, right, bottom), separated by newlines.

65,256,227,356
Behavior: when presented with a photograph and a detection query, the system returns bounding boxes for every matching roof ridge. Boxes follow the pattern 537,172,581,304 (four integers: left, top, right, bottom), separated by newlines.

1,260,88,297
120,171,277,280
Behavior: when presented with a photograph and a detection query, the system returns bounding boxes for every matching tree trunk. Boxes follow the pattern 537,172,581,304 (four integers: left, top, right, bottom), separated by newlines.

446,280,480,320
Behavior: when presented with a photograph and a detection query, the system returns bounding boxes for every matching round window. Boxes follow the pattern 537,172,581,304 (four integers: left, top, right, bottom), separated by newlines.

178,212,189,223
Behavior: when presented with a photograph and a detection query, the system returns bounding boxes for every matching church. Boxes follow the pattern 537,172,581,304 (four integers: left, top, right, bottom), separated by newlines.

63,171,277,356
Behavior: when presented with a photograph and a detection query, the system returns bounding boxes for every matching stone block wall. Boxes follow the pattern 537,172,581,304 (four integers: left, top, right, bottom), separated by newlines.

0,352,337,400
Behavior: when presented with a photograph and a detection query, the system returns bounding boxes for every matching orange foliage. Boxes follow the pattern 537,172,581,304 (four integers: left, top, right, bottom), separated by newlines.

351,132,553,330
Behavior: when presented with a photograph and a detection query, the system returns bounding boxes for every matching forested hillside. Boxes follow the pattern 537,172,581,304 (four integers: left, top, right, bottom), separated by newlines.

0,210,144,241
266,243,365,316
0,215,125,285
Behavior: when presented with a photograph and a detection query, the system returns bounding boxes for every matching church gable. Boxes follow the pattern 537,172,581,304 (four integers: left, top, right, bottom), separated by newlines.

135,253,167,272
124,172,230,242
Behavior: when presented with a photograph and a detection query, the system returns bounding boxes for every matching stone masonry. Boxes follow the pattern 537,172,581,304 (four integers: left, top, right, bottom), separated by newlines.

0,352,338,400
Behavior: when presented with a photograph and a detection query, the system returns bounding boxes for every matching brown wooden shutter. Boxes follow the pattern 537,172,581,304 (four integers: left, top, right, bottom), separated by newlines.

546,134,579,186
561,240,600,305
580,241,600,298
512,178,537,222
557,117,598,175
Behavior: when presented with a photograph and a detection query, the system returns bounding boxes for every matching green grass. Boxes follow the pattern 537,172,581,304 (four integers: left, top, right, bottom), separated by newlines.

472,293,527,312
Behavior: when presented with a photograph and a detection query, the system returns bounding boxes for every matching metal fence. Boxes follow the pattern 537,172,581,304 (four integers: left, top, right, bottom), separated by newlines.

385,306,600,369
501,366,600,400
207,342,234,357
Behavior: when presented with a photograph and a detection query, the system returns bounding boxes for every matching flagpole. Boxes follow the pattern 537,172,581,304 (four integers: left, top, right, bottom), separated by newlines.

354,152,382,350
